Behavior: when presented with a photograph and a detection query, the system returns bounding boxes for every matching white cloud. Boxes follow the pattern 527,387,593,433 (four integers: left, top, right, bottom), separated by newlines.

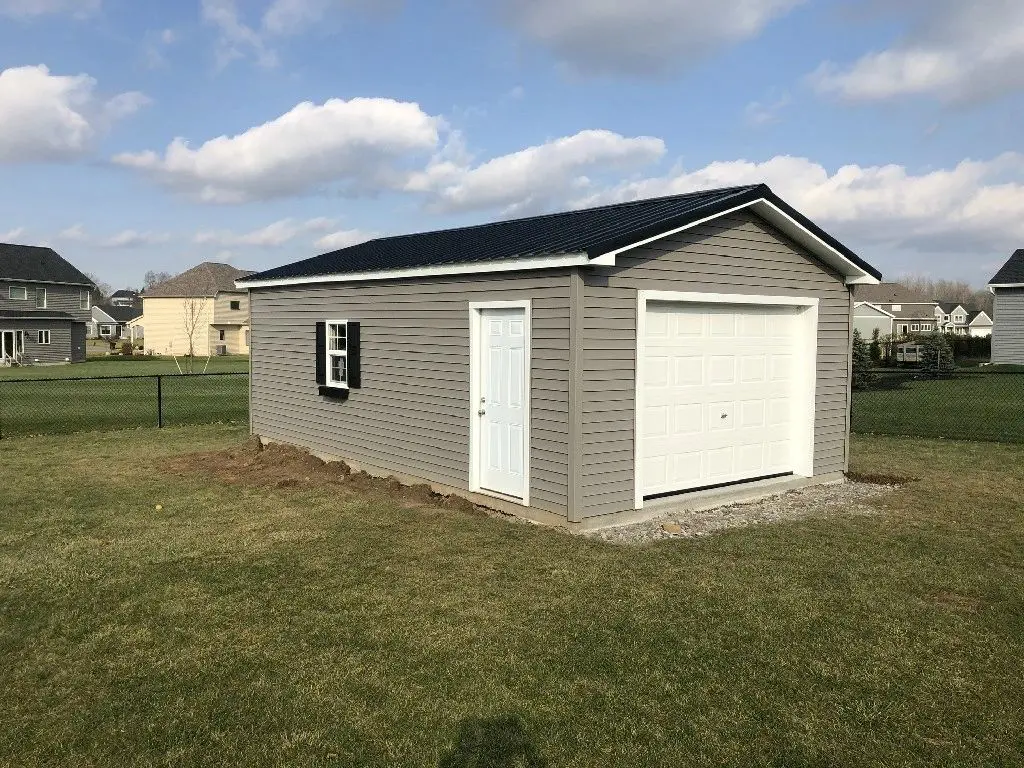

55,224,170,248
114,97,441,203
744,92,790,126
201,0,278,69
574,153,1024,258
408,129,665,215
0,0,99,18
1,227,26,241
314,229,377,251
498,0,805,76
195,217,336,247
0,65,147,164
811,1,1024,103
144,28,179,69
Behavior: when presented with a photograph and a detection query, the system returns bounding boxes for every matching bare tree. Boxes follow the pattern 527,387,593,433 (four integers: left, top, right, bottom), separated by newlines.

86,273,113,303
181,296,209,374
895,275,994,315
144,270,174,290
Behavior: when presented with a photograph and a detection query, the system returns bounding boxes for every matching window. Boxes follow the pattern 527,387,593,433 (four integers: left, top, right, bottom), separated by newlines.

922,323,932,331
230,300,241,311
9,286,27,300
99,324,113,336
943,314,950,322
218,329,226,341
891,304,902,312
37,330,50,345
327,322,348,387
80,290,90,310
35,287,46,308
911,323,920,331
898,324,909,335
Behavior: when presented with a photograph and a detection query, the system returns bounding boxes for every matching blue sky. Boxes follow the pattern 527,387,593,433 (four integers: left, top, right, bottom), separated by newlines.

1,0,1022,289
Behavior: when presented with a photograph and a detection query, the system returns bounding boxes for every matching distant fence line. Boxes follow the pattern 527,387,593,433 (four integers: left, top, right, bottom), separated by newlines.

0,372,248,439
851,368,1024,444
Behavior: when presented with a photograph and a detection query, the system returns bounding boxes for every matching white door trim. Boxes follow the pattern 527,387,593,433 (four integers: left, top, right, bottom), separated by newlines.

469,300,531,507
634,290,819,510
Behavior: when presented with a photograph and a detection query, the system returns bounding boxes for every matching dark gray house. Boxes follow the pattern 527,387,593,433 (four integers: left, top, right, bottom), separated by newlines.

989,249,1024,364
238,185,882,528
1,243,94,365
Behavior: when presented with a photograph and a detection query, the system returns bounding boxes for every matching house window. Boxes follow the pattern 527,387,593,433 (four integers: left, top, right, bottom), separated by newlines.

899,324,909,334
37,330,50,345
218,329,226,341
99,324,113,336
230,300,241,311
327,322,348,388
922,323,932,331
80,290,90,310
911,323,920,331
35,287,46,308
9,286,27,300
891,304,902,312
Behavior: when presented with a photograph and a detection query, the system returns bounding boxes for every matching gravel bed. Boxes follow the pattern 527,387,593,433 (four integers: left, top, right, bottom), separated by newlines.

585,481,894,545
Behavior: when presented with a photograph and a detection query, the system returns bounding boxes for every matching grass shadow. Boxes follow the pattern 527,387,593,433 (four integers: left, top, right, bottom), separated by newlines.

438,714,546,768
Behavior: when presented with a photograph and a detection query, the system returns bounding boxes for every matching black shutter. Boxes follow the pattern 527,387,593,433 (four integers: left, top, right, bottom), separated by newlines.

347,322,361,388
315,322,326,386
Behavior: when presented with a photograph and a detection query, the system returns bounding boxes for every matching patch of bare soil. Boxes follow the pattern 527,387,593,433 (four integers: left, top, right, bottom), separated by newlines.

161,436,487,516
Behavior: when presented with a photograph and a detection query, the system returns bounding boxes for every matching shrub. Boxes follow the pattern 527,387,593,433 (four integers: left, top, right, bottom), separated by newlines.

919,333,955,379
869,328,882,364
852,329,879,390
120,341,134,356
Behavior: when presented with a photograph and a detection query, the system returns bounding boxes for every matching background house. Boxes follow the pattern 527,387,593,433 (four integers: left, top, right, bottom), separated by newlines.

853,302,894,338
141,262,253,356
854,283,937,336
109,289,141,308
239,185,881,528
989,249,1024,364
934,302,992,337
89,303,143,340
1,242,93,365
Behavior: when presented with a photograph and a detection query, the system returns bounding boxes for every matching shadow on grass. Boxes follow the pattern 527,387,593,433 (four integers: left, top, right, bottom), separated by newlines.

439,714,546,768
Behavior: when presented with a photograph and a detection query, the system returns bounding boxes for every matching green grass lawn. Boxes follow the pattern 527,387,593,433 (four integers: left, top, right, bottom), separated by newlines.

852,370,1024,442
1,428,1022,766
0,359,248,437
0,356,249,379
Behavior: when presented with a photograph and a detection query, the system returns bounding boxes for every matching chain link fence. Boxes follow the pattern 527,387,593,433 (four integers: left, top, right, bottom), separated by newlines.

0,372,248,439
851,368,1024,443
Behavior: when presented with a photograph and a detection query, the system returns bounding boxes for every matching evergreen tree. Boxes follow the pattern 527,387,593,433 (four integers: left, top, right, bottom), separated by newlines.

869,328,882,363
919,332,955,379
852,329,879,390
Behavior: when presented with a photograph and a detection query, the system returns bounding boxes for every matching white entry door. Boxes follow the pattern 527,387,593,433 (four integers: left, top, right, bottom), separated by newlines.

477,308,527,499
640,302,803,498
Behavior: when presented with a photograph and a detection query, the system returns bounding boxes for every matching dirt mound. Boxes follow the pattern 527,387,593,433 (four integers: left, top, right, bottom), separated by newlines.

161,437,488,516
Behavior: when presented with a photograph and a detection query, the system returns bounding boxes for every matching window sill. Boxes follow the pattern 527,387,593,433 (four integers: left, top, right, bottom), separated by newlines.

318,385,349,399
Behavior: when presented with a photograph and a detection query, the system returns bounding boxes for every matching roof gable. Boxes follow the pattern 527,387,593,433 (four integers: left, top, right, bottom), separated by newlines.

0,243,94,286
854,282,934,305
239,185,881,288
94,303,142,322
144,262,254,298
990,249,1024,286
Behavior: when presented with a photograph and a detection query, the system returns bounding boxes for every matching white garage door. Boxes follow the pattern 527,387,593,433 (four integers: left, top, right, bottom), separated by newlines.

640,301,804,498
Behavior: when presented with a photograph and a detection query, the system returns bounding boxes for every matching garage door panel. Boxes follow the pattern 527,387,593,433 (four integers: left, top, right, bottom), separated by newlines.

640,301,805,497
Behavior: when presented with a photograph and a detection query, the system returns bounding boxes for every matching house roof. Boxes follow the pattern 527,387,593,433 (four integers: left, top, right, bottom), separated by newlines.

854,282,934,305
0,309,75,321
0,243,94,286
853,301,895,318
989,249,1024,286
935,301,966,314
240,185,882,286
144,262,254,298
111,289,140,299
967,310,992,325
94,303,142,322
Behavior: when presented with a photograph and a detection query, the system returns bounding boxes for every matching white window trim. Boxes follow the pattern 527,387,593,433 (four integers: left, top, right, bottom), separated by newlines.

325,319,350,390
468,300,532,508
9,286,27,300
35,287,46,308
80,290,90,310
37,329,50,345
911,323,920,331
99,324,114,336
634,290,819,511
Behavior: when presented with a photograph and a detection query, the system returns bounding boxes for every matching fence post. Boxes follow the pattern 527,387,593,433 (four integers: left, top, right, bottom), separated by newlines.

157,375,163,428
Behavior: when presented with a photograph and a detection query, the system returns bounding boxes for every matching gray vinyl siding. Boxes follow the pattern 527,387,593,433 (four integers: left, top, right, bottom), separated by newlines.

577,210,852,520
0,280,91,322
0,319,84,363
250,271,571,517
992,288,1024,364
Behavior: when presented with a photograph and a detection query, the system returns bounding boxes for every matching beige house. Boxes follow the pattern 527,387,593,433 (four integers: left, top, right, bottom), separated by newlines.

141,263,254,356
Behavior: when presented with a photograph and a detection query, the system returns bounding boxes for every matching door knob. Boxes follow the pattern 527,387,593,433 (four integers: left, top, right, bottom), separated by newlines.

720,413,728,419
478,409,486,416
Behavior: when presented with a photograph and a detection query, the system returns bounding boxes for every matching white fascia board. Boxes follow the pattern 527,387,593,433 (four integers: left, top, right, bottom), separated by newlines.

989,283,1024,291
91,307,116,322
596,197,879,286
236,253,592,289
854,301,895,318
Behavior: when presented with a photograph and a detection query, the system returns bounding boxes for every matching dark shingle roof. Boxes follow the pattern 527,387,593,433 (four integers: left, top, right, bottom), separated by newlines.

990,249,1024,285
0,309,75,321
144,262,254,298
936,301,965,313
95,303,142,322
244,185,881,283
0,243,94,286
855,283,933,305
111,289,140,300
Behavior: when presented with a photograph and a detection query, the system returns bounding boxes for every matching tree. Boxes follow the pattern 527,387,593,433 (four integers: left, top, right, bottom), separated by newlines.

919,332,955,379
86,273,112,303
869,328,882,363
144,270,174,290
851,329,879,390
895,275,994,315
180,296,209,373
